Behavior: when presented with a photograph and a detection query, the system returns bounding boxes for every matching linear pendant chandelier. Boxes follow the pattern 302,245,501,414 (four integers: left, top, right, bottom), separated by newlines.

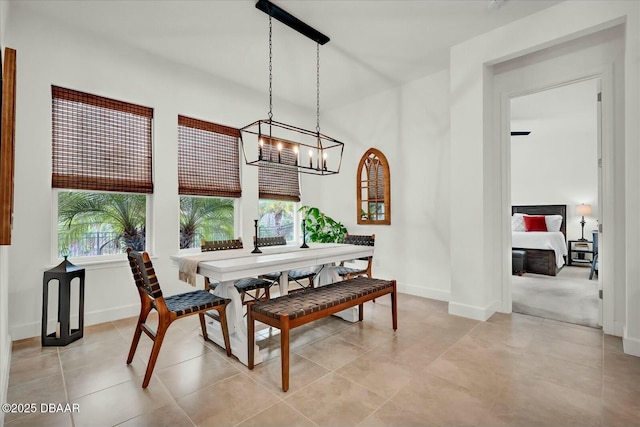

240,0,344,176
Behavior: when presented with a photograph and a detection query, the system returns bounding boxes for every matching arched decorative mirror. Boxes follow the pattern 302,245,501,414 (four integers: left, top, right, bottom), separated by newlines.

357,148,390,225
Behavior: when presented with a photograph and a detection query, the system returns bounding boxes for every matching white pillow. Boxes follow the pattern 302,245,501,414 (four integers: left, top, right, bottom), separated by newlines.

545,215,563,232
512,213,526,232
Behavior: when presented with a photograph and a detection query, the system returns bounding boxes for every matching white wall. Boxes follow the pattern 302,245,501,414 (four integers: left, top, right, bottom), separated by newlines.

511,79,599,241
3,7,313,340
305,70,451,301
450,1,640,356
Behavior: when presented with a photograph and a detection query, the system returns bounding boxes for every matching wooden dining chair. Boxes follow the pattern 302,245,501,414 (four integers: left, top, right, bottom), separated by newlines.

336,234,375,279
254,235,317,293
201,238,273,304
126,248,231,388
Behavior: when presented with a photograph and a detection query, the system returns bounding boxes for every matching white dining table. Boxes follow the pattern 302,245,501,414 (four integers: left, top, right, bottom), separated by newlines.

170,242,374,366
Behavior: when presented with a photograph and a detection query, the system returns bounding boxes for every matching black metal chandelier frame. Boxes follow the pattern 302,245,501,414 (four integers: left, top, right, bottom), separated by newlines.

240,0,344,176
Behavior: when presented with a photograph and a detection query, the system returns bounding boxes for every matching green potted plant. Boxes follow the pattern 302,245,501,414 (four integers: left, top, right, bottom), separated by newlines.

298,205,347,243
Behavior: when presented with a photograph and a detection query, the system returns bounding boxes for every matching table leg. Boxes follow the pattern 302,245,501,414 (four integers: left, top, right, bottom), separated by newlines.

279,270,289,296
207,280,263,366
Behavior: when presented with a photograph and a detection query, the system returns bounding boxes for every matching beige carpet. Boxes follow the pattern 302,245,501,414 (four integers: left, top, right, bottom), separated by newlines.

511,265,600,328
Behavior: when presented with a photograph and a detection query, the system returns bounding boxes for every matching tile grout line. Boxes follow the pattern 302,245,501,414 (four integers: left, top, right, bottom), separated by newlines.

600,331,605,426
57,346,76,427
154,367,198,427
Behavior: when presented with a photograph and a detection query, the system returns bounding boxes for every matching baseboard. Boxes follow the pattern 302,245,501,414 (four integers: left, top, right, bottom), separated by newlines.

10,303,140,340
613,320,625,337
448,299,501,321
622,326,640,357
0,334,12,426
397,282,450,302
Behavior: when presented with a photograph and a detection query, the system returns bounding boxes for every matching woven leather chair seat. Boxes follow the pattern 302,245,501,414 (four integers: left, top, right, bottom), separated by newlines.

334,266,366,278
261,269,316,282
254,236,316,292
251,277,394,321
337,234,375,280
208,277,273,293
159,290,229,317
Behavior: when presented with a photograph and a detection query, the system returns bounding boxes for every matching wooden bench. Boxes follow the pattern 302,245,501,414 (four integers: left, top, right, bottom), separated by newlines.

248,276,397,391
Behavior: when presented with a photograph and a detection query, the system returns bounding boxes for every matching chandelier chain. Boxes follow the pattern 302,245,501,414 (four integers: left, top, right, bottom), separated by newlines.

316,43,320,134
268,16,273,121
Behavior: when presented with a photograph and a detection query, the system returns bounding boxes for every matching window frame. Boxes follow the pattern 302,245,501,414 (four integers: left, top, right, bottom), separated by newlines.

178,194,238,249
51,86,154,262
177,116,243,249
52,189,153,265
257,199,300,243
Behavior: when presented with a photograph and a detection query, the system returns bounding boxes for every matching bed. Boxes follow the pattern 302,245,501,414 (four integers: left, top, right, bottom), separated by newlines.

511,205,568,276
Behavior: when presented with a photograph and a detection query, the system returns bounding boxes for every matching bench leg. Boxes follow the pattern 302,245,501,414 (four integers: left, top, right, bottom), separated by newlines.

359,303,364,322
281,315,290,392
248,309,255,370
391,280,397,330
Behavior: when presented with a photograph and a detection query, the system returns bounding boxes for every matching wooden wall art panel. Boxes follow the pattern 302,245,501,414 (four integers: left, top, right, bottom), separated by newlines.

0,48,17,245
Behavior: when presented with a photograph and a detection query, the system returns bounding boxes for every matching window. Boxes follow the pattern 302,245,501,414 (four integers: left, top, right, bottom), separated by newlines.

357,148,391,225
57,190,147,257
179,196,235,248
258,138,301,202
258,139,301,242
258,200,296,241
178,116,241,248
52,86,153,258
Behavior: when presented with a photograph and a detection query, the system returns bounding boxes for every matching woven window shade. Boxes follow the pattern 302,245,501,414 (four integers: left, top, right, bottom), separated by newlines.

258,138,301,201
52,86,153,193
366,157,385,200
178,115,241,198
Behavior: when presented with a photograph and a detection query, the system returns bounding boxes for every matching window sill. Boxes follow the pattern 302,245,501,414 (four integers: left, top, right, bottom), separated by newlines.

49,253,157,271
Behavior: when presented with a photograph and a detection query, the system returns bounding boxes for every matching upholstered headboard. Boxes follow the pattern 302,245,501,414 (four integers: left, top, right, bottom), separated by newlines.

512,204,567,240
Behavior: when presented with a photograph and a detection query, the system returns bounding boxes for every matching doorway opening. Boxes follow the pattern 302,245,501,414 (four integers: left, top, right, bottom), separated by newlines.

509,79,601,329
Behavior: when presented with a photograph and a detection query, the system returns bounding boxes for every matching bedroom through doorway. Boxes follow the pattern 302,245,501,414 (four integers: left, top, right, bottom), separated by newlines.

509,79,601,329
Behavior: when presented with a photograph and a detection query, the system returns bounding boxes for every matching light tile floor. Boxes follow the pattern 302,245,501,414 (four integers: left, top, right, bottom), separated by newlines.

4,293,640,426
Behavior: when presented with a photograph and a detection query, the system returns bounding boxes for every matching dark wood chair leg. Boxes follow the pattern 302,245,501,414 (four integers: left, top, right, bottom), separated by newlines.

216,305,232,357
198,313,208,341
142,320,170,388
127,300,151,364
281,315,290,392
391,280,397,331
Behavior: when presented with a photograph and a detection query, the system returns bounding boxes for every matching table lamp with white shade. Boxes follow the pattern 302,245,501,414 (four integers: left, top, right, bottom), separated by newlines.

576,203,592,241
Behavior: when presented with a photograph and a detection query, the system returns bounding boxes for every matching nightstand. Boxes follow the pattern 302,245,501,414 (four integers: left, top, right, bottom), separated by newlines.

568,240,594,267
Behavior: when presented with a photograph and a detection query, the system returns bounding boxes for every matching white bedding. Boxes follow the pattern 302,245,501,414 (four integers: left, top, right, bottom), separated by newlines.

512,231,567,268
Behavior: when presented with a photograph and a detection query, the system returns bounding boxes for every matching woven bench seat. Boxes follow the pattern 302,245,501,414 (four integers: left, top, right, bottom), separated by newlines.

248,276,397,392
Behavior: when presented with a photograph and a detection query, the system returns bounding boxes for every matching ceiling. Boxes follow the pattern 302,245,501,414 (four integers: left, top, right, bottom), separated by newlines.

9,0,562,110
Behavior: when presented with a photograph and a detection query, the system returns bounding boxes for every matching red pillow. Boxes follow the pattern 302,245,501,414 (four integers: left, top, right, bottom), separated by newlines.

523,215,547,232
